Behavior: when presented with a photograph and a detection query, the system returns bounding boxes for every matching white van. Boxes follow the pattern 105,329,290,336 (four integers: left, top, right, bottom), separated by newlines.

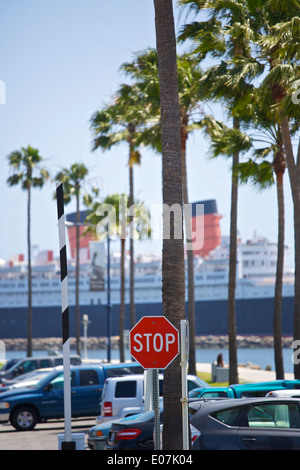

97,373,207,424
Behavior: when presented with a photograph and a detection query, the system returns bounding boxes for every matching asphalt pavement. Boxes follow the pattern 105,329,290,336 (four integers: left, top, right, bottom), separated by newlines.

0,417,94,450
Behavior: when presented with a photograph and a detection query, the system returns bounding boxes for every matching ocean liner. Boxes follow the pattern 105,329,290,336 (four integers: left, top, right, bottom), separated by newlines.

0,200,294,340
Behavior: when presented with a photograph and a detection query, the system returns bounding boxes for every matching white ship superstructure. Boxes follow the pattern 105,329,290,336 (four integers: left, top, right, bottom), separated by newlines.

0,234,294,309
0,198,295,338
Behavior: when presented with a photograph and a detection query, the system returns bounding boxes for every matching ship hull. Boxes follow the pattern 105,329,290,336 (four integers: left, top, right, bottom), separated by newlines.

0,295,294,340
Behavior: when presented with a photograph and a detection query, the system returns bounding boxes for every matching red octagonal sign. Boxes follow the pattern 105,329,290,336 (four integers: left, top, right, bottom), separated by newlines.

129,316,179,369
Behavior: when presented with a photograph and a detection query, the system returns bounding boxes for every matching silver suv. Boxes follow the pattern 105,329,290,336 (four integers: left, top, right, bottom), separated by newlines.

97,373,208,424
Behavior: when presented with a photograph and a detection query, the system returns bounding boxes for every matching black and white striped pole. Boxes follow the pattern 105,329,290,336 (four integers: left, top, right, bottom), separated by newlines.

56,182,74,450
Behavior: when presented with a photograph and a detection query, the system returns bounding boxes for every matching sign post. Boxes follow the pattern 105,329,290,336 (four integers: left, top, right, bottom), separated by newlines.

129,316,179,450
56,182,74,450
181,320,189,450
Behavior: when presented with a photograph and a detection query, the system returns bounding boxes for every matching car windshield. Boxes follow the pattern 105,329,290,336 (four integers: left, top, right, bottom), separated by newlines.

31,371,63,389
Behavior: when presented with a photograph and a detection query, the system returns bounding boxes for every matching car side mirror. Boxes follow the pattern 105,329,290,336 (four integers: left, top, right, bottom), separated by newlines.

44,383,53,392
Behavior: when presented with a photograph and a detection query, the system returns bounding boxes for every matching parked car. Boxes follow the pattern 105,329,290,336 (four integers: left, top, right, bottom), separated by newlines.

105,409,164,450
0,362,143,431
190,397,300,450
189,380,300,400
0,368,59,393
0,355,81,382
156,422,200,448
88,413,144,450
97,373,208,424
266,389,300,398
104,404,201,451
0,359,19,371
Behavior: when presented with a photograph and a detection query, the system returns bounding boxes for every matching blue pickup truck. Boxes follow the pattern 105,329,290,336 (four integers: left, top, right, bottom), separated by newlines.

0,362,143,431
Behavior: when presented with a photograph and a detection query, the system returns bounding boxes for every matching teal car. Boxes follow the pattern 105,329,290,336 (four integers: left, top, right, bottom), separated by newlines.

189,380,300,400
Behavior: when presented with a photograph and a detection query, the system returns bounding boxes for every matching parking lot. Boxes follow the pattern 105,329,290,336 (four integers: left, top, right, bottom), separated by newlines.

0,417,94,450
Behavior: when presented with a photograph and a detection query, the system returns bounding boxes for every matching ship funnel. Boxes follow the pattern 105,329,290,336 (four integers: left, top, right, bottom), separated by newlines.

190,199,222,257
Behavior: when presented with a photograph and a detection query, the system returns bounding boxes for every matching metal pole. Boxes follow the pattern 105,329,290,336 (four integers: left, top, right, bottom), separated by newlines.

181,320,189,450
153,368,161,450
144,369,153,411
56,182,74,449
82,314,89,360
107,232,111,362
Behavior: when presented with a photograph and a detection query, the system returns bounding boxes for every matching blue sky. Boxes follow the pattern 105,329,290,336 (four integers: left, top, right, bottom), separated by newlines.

0,1,295,265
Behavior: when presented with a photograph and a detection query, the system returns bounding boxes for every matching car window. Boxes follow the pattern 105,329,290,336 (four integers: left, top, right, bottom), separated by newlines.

49,372,76,389
188,380,198,393
247,403,300,428
40,359,51,368
214,406,243,426
189,389,203,398
105,366,143,377
54,358,64,366
79,369,99,386
50,373,65,389
115,381,137,398
21,360,37,373
241,391,271,398
203,391,228,398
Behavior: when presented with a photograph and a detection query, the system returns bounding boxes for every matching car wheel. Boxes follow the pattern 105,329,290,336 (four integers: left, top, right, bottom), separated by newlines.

11,406,38,431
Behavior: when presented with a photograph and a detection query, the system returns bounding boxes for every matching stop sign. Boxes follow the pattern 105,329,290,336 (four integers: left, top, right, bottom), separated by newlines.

129,316,179,369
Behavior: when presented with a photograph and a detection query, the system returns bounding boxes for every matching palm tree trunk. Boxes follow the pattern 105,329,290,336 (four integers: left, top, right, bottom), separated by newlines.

27,184,32,357
273,154,285,379
281,116,300,378
181,124,196,375
119,238,125,362
75,191,81,356
154,0,185,450
129,161,136,328
228,116,239,385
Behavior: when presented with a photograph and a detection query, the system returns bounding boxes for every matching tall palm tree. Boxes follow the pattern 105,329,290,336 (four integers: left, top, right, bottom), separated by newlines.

90,84,145,330
54,163,89,356
253,4,300,378
153,0,185,450
225,0,300,377
7,145,49,356
85,194,150,362
179,0,254,384
234,85,288,379
208,90,287,379
122,49,204,375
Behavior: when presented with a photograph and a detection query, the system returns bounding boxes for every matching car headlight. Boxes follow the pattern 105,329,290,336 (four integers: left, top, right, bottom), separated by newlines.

0,402,9,409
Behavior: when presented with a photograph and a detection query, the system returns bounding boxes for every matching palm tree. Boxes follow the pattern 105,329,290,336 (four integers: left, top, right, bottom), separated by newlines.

122,49,204,375
85,193,127,361
54,163,89,356
90,83,146,330
7,145,49,356
224,0,300,377
153,0,185,450
179,0,254,384
85,194,150,362
234,84,289,379
208,90,287,379
252,4,300,378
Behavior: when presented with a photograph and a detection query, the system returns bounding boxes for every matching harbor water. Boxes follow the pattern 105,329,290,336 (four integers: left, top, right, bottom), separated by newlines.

4,346,297,374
